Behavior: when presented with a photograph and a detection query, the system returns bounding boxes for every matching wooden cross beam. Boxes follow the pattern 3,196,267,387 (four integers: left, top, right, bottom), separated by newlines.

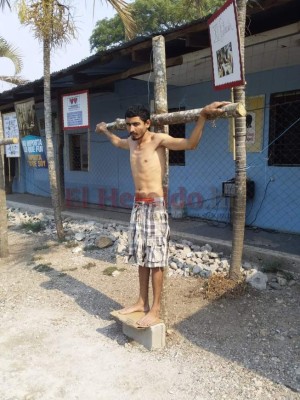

0,138,19,146
106,102,246,131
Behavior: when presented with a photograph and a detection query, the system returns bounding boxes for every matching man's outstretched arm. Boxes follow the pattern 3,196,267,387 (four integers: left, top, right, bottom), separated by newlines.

158,101,230,151
95,122,129,150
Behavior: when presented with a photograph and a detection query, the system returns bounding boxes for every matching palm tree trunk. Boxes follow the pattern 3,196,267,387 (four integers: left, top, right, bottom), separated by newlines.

0,112,9,257
229,0,247,280
43,37,64,240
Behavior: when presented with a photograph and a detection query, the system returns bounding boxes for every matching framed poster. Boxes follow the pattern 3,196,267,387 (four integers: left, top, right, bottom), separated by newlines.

229,95,265,153
2,112,20,157
62,90,89,130
21,135,48,168
208,0,244,90
14,98,40,137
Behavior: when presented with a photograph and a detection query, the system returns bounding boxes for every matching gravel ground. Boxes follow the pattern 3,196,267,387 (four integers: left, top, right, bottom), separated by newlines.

0,223,299,400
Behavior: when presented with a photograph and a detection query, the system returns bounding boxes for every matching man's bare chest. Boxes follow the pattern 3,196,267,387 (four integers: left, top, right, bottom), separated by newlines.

130,143,165,166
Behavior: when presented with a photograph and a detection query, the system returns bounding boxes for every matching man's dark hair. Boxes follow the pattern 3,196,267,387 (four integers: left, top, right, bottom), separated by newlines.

125,104,150,122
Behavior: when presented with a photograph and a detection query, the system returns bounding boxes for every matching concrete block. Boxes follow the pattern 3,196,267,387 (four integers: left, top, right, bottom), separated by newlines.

122,322,166,350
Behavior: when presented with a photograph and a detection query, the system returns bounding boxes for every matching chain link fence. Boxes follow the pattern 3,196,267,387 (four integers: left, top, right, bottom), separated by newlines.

8,88,300,236
167,92,300,234
64,91,300,235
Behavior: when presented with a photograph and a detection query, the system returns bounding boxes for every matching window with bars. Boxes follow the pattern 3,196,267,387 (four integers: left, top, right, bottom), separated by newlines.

69,133,89,171
169,108,186,166
268,90,300,166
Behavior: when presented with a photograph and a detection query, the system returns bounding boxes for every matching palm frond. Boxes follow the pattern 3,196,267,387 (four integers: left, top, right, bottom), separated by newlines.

0,75,29,85
0,0,11,10
0,37,23,74
17,0,77,48
99,0,136,39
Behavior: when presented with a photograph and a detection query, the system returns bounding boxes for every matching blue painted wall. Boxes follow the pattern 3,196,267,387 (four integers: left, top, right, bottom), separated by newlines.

12,105,51,197
12,65,300,233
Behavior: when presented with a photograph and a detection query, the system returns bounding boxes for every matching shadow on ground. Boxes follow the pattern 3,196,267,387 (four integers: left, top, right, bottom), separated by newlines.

32,265,126,343
175,284,300,393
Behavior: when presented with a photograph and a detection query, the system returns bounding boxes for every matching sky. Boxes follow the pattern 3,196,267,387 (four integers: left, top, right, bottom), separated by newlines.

0,0,120,93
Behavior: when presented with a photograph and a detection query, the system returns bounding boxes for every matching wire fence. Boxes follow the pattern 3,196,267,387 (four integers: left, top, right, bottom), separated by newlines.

4,91,300,235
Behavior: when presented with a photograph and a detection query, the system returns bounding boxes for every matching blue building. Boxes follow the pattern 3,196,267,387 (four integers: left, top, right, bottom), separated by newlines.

0,0,299,234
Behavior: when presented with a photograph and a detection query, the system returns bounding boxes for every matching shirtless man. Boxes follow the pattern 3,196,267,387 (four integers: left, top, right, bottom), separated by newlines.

96,101,228,327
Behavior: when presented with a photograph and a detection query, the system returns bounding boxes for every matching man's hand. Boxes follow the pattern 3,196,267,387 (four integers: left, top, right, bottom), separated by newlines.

95,122,109,134
200,101,231,120
95,121,129,149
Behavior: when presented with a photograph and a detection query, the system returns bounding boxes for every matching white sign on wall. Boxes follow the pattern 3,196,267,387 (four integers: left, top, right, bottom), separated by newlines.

2,112,20,157
62,90,89,130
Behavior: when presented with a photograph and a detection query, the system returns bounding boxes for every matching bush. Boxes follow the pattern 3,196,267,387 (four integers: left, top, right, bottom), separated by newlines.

21,220,44,232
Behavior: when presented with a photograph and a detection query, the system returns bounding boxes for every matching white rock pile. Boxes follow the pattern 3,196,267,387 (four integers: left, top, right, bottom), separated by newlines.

7,208,297,290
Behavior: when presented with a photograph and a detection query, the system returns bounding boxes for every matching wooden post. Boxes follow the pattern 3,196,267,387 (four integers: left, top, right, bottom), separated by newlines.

0,113,9,258
0,138,19,146
152,35,169,328
106,103,246,131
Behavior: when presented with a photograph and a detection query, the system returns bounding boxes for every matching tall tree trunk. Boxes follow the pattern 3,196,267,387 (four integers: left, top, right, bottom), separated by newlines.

0,112,9,258
55,101,65,210
153,35,169,327
229,0,247,280
43,37,64,240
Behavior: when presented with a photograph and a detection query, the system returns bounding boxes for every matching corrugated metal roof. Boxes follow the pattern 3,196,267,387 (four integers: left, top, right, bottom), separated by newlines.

0,0,297,109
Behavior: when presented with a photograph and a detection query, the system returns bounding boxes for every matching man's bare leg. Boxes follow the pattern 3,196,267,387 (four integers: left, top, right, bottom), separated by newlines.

119,265,150,315
137,267,163,327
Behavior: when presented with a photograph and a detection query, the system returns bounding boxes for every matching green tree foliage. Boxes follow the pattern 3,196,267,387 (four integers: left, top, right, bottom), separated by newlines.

90,0,223,52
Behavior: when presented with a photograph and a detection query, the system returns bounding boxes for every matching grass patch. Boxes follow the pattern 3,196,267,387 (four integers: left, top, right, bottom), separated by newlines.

32,255,43,262
202,274,248,300
64,241,79,248
261,261,282,274
34,244,50,251
33,263,53,273
103,266,125,276
21,221,44,232
82,262,96,270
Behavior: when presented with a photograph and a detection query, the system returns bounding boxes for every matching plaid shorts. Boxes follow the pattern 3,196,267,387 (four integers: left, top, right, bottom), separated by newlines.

128,198,170,268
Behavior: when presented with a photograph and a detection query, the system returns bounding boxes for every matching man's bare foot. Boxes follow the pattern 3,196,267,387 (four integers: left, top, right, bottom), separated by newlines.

118,303,149,315
136,309,160,328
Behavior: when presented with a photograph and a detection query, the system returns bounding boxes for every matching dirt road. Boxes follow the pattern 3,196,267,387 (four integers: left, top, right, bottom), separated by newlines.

0,228,299,400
